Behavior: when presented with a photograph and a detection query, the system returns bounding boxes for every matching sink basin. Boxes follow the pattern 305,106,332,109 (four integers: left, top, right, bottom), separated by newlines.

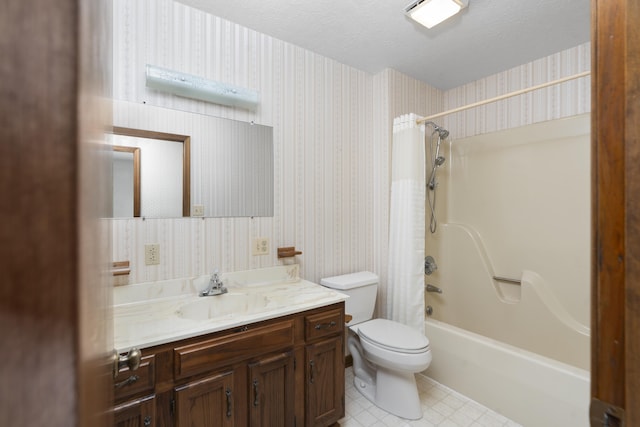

177,293,272,320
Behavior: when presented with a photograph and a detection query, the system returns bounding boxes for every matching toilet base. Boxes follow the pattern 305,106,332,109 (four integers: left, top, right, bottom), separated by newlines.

353,366,423,420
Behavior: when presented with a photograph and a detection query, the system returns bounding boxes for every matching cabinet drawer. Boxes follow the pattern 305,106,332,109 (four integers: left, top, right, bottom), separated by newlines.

305,309,343,341
174,320,294,380
114,354,156,401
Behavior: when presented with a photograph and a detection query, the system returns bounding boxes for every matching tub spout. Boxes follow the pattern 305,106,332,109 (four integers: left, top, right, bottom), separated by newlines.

426,284,443,294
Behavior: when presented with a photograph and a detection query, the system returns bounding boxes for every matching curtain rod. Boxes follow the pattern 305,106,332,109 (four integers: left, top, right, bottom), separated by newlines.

417,70,591,124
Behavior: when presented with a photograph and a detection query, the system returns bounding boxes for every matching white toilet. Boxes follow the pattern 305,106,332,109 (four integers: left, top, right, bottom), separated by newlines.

320,271,431,420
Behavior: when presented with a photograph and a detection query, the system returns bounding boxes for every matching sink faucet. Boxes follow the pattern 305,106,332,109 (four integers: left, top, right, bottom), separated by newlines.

200,269,228,297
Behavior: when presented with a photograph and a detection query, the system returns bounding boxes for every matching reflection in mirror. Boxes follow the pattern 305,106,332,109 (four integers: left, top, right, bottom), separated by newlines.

111,127,190,218
112,146,140,217
200,119,274,217
113,100,274,218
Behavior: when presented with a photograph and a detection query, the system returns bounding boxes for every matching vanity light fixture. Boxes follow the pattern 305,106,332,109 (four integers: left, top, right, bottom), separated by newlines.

404,0,469,29
145,64,259,111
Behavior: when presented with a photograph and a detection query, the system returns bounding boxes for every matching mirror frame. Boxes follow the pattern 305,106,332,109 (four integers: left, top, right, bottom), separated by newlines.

112,145,141,217
112,126,191,217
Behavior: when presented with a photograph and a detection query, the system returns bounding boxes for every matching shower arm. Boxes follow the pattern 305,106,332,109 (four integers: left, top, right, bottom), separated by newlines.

423,121,449,139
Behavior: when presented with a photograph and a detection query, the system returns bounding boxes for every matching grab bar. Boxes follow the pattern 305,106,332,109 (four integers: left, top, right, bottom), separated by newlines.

493,276,521,285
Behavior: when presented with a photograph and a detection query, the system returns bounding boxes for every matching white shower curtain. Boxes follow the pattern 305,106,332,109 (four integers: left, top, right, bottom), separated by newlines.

386,113,426,334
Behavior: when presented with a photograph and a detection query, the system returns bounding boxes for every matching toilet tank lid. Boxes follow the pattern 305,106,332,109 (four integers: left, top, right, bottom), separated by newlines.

320,271,378,290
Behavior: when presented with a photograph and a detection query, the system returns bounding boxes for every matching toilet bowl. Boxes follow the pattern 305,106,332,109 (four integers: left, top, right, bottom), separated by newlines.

355,318,432,372
320,272,432,420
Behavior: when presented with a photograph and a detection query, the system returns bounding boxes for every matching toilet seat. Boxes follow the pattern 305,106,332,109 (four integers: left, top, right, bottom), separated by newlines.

356,318,430,354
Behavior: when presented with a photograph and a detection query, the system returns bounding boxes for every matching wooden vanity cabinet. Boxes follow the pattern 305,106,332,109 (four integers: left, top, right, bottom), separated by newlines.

113,302,344,427
114,395,155,427
248,350,296,426
113,354,157,427
304,309,345,427
174,370,235,426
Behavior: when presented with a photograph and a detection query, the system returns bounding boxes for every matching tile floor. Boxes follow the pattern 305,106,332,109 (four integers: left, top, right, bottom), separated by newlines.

338,369,522,427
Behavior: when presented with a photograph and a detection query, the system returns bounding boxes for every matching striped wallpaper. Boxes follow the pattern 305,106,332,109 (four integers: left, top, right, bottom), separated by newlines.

442,43,591,139
112,0,443,286
111,0,590,305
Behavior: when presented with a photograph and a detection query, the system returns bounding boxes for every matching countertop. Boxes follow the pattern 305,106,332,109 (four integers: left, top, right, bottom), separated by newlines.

113,266,348,352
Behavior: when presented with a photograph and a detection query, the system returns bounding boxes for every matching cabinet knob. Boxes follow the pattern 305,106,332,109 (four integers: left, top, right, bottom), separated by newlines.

143,415,151,426
112,347,142,378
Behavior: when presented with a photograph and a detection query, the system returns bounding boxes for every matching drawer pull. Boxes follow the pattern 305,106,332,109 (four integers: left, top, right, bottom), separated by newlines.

314,321,337,330
143,415,151,426
115,375,139,389
253,379,259,406
226,388,232,418
309,360,315,384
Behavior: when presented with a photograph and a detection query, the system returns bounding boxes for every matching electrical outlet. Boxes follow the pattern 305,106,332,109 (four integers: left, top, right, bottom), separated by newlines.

145,244,160,265
253,237,269,256
192,205,204,216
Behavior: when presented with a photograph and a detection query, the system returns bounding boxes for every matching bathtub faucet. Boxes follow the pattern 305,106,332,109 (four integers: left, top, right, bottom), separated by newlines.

200,269,228,296
426,284,443,294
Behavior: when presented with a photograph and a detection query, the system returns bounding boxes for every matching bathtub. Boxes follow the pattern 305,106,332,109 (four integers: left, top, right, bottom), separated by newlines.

424,319,590,426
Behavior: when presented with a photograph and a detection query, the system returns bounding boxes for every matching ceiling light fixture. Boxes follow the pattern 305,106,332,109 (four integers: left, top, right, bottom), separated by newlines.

405,0,469,29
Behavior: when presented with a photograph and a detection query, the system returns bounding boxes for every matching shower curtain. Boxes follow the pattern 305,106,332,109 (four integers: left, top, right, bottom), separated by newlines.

386,113,426,334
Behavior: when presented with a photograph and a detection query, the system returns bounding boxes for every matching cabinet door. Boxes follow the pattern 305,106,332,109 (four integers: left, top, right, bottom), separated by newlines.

114,395,155,427
248,351,295,427
306,336,344,427
175,370,234,427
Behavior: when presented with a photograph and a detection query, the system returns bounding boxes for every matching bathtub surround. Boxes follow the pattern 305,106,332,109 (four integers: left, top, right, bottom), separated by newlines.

427,114,590,370
424,115,590,426
387,114,426,332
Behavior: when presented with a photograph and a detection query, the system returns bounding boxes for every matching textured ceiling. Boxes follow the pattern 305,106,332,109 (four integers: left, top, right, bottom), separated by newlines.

177,0,590,90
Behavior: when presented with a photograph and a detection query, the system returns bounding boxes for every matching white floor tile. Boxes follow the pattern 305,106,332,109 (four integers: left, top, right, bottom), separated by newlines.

338,371,521,427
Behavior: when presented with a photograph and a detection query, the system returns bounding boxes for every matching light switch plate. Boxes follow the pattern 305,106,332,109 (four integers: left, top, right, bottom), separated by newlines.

253,238,269,256
145,244,160,265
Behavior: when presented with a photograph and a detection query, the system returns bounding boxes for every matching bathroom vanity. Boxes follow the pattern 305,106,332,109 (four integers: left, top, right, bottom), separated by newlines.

112,267,346,427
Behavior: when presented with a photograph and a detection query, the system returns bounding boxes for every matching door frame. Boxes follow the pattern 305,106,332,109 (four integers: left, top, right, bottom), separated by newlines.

0,0,113,426
591,0,640,425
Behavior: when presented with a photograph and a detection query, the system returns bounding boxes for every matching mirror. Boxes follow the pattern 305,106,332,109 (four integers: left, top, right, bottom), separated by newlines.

112,100,274,218
111,127,190,218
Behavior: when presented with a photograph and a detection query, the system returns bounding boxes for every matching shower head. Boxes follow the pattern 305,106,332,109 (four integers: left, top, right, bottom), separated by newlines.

424,121,449,139
435,156,446,166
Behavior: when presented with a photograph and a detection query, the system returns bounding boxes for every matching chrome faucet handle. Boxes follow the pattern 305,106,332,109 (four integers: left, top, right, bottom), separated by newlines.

424,256,438,275
200,268,228,296
210,269,223,286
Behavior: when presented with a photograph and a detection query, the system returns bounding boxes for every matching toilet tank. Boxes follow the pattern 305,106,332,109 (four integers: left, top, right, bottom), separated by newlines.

320,271,378,325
